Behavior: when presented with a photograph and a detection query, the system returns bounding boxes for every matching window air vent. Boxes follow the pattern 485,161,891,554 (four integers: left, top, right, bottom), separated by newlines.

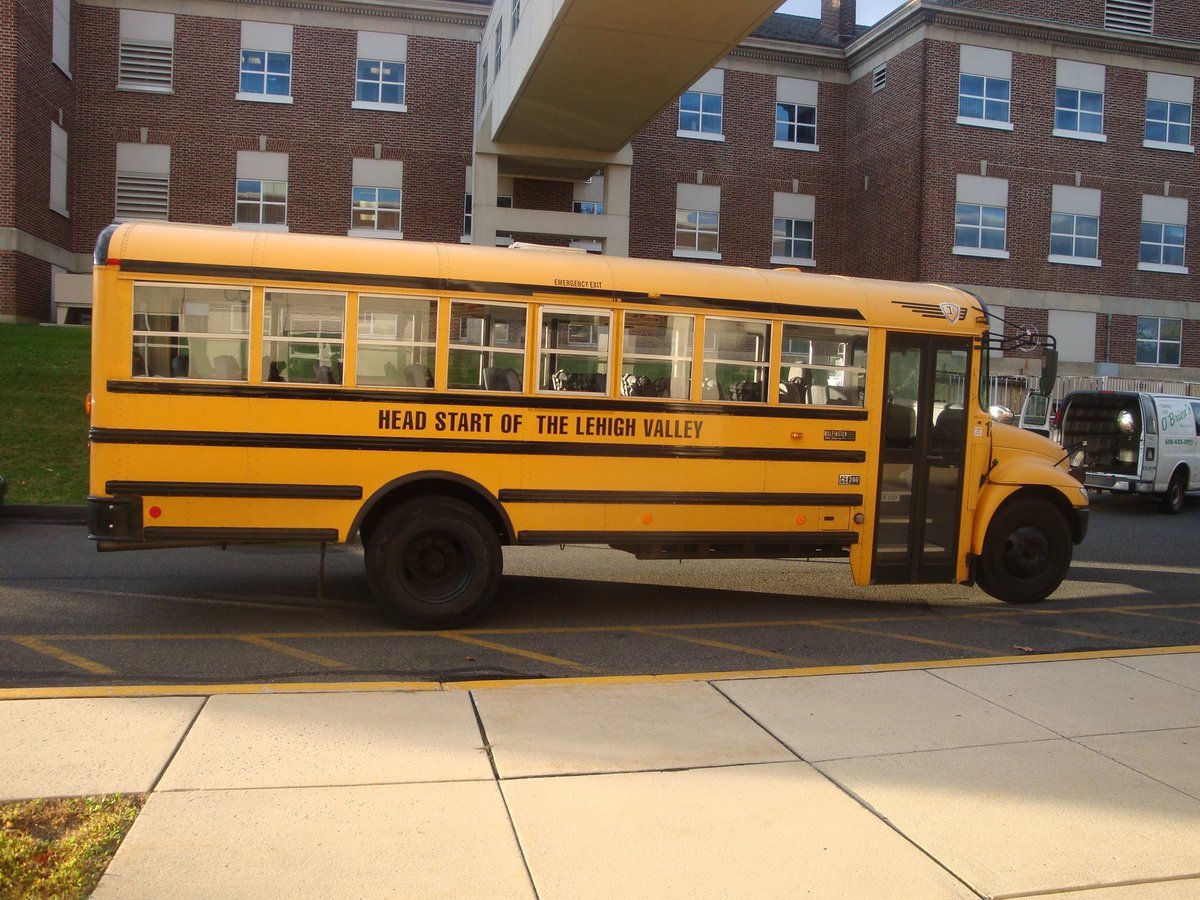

1104,0,1153,34
115,173,170,220
119,41,173,90
872,64,887,93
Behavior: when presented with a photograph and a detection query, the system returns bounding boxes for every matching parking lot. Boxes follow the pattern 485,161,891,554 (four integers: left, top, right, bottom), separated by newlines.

1,492,1199,692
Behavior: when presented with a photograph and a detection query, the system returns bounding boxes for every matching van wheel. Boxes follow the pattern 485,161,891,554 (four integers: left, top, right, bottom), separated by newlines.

978,497,1072,604
1160,470,1187,515
365,496,501,628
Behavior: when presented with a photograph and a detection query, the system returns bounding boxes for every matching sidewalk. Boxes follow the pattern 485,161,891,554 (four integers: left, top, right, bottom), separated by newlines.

3,652,1200,898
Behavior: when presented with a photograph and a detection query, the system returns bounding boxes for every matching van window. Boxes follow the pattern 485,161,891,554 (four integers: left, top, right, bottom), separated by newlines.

1192,402,1200,435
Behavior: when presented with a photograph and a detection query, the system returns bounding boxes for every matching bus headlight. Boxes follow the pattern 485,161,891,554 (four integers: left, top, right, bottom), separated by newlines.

989,404,1014,425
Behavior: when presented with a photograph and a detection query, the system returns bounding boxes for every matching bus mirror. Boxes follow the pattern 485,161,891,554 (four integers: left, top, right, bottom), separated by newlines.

989,404,1014,425
1039,348,1058,397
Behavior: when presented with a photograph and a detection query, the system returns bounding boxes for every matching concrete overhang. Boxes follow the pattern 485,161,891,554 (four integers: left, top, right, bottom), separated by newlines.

487,0,784,152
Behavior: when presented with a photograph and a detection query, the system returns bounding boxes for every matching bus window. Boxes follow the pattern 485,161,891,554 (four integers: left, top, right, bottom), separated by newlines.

263,291,346,384
778,323,867,405
702,317,770,402
357,295,437,388
539,308,611,394
132,283,250,380
621,312,693,399
448,300,527,391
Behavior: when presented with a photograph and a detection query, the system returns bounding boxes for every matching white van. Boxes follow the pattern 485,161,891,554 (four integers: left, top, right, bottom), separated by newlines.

1059,391,1200,514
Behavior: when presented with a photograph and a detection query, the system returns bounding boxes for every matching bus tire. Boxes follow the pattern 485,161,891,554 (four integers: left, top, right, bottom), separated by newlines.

365,496,501,628
1159,470,1187,515
978,497,1072,605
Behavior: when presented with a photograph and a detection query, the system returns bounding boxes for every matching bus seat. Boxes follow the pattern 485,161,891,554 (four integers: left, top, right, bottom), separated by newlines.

172,355,190,377
933,406,964,450
826,386,853,405
483,367,506,390
384,362,398,383
405,363,432,387
267,360,285,382
810,385,828,404
701,378,722,400
621,373,636,396
315,365,335,384
213,355,241,380
791,368,813,403
653,376,670,397
780,381,802,404
502,368,522,391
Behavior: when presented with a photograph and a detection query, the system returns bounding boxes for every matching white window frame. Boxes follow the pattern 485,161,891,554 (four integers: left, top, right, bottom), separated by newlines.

354,59,406,112
1135,316,1181,368
1144,98,1193,153
774,102,817,151
1139,222,1188,274
674,209,720,259
237,23,294,104
957,74,1012,130
771,217,815,267
1053,62,1106,142
677,70,725,142
1048,213,1101,266
1048,186,1101,266
954,203,1008,258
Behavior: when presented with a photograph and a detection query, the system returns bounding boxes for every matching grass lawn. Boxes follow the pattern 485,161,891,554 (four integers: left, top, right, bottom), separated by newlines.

0,795,145,898
0,324,91,506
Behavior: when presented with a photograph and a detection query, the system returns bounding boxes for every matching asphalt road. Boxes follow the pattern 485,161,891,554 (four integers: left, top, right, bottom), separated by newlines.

1,491,1199,691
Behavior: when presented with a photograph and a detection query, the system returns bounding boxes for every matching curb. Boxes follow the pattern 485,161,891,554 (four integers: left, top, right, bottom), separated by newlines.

0,505,88,524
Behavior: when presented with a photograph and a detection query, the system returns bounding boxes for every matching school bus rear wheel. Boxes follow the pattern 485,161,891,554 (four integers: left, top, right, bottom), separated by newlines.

978,497,1072,605
365,496,502,628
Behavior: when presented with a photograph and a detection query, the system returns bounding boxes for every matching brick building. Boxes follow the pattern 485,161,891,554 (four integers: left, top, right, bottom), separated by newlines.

2,0,1197,382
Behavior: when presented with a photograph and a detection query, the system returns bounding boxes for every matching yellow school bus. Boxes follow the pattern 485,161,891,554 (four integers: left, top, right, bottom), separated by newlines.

87,222,1088,626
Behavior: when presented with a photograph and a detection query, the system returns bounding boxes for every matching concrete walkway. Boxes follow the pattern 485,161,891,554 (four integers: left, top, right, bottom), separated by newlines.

3,652,1200,898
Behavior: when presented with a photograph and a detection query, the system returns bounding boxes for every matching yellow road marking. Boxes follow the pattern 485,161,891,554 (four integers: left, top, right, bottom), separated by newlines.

628,627,810,663
10,638,115,675
1109,608,1200,626
437,632,595,672
236,636,351,669
805,621,1001,656
1071,560,1200,576
0,645,1195,701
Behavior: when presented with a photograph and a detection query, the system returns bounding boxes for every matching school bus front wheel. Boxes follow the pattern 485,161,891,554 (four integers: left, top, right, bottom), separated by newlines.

976,497,1073,604
364,495,503,628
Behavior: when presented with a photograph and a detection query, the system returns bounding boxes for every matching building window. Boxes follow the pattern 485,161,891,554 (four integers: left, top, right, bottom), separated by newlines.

49,122,68,217
872,64,886,92
462,194,512,237
955,203,1007,253
675,210,719,255
1050,213,1099,262
115,143,171,221
1145,99,1191,148
1055,88,1103,135
494,19,503,75
775,103,816,146
772,218,813,263
480,57,489,102
679,91,723,138
1136,316,1181,367
512,0,521,32
356,60,405,107
236,179,287,226
1105,0,1154,34
118,10,174,92
240,50,291,98
1140,223,1186,268
573,201,604,214
959,74,1010,124
352,187,401,234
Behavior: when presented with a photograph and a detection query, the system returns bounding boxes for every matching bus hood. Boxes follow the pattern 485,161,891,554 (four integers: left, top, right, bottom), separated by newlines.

988,422,1083,495
991,421,1064,463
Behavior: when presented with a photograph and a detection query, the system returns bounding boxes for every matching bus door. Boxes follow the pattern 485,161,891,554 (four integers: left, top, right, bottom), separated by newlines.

873,334,971,584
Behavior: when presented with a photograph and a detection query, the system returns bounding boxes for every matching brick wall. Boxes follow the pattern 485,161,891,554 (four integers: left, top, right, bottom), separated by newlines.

629,67,849,272
955,0,1197,43
70,7,477,254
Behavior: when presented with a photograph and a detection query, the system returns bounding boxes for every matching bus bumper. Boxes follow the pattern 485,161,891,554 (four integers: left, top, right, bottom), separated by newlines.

87,495,142,541
1072,506,1089,545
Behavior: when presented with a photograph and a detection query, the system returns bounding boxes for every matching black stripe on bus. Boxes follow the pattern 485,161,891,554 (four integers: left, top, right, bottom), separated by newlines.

89,428,868,463
116,259,866,320
104,381,871,422
516,530,859,546
498,489,863,506
106,481,363,500
143,526,339,542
